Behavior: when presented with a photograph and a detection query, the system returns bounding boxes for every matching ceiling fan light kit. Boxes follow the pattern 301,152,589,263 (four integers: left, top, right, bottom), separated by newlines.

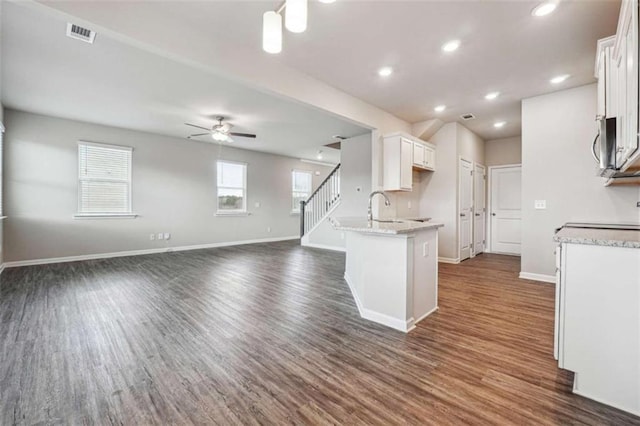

285,0,308,33
262,11,282,54
185,117,257,143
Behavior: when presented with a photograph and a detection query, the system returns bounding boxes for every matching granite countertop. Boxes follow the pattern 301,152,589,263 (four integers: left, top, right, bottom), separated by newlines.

330,217,444,235
554,227,640,249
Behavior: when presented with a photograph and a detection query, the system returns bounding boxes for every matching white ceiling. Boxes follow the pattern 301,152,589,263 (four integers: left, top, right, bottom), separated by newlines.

31,0,621,141
1,2,371,164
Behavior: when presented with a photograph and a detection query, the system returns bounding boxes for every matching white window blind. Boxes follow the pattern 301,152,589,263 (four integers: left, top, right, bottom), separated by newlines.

292,170,312,212
216,160,247,213
78,142,132,215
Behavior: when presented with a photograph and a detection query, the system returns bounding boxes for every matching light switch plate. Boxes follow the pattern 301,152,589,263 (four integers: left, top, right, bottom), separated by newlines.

534,200,547,209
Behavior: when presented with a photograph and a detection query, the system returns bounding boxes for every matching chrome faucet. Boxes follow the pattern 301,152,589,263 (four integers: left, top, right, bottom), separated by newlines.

367,191,391,222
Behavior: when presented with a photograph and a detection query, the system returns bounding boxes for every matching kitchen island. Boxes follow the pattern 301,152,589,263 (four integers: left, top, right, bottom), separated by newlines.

331,217,443,332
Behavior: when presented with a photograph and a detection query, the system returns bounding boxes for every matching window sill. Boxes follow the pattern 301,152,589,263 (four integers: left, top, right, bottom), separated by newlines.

215,212,251,217
0,216,7,221
73,213,138,219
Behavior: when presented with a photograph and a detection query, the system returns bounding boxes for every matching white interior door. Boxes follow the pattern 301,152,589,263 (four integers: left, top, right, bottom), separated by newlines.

473,164,486,256
459,159,473,261
490,166,522,255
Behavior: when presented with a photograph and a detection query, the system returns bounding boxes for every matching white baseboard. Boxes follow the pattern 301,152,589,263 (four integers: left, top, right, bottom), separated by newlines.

413,306,439,327
519,272,556,283
344,273,412,333
438,257,460,264
572,388,640,418
3,236,299,268
301,242,346,252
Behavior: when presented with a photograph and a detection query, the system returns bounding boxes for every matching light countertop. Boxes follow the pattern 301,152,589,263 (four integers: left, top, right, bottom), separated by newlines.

554,227,640,249
330,217,444,235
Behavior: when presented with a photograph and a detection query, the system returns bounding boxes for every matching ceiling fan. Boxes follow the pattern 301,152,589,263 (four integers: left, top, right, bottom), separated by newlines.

185,116,257,143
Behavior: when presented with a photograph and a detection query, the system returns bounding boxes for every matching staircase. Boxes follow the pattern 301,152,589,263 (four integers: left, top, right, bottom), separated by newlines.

300,163,340,237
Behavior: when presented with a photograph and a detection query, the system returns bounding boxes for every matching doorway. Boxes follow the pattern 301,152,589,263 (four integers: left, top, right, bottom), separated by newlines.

488,165,522,255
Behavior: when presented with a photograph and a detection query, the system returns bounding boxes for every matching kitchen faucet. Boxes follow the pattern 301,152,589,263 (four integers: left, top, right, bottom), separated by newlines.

367,191,391,222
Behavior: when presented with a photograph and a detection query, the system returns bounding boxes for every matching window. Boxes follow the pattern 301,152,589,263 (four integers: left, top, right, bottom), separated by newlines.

77,141,133,216
217,160,247,213
292,170,312,212
0,123,4,217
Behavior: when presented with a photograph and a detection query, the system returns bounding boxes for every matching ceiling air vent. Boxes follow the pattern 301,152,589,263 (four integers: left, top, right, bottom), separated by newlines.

460,113,476,121
66,23,96,44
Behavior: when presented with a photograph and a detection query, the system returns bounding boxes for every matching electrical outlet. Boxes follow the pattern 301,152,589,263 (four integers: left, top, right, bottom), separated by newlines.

534,200,546,209
423,242,429,257
267,227,271,233
255,202,261,208
157,233,164,240
408,200,412,209
164,233,171,240
150,234,155,241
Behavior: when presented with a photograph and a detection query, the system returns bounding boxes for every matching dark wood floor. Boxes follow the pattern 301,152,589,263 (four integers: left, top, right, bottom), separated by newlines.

0,241,638,425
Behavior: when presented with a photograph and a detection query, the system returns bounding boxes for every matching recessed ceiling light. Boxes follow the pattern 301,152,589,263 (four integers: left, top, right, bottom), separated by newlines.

434,105,446,112
442,40,460,53
532,1,558,17
485,91,500,100
494,121,506,128
550,74,570,84
378,67,393,77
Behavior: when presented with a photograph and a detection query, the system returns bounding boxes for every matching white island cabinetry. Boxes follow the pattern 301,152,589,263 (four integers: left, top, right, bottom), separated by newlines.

331,218,443,332
554,226,640,416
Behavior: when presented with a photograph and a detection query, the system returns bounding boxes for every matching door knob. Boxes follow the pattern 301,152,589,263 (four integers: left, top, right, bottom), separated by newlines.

475,213,480,217
491,213,496,216
460,213,465,217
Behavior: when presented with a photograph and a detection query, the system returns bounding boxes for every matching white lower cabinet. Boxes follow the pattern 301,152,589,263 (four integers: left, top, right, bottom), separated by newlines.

556,242,640,415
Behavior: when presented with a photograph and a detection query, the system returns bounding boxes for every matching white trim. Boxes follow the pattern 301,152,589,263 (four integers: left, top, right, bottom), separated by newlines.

301,242,346,252
519,272,556,283
77,140,133,152
413,306,439,326
0,121,5,133
458,156,473,261
3,236,299,268
73,213,138,219
438,256,460,264
0,263,5,275
572,388,640,418
216,159,248,214
214,212,251,217
300,158,338,167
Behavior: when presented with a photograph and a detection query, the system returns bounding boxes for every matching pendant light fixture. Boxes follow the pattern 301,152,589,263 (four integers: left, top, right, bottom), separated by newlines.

285,0,308,33
262,0,332,53
262,11,282,54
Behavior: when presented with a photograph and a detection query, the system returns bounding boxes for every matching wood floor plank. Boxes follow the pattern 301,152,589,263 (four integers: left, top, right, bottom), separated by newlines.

0,242,638,425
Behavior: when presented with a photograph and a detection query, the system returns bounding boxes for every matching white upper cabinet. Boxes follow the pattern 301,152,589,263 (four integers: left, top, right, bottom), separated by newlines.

598,0,640,172
383,132,436,191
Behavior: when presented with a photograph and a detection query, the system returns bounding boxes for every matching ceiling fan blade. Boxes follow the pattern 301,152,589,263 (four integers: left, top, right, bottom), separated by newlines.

229,132,257,138
187,133,210,138
185,123,211,131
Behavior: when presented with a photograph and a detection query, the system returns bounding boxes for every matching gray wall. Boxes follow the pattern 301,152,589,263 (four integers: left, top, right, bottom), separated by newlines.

485,136,522,167
306,132,372,249
4,109,332,262
522,84,640,277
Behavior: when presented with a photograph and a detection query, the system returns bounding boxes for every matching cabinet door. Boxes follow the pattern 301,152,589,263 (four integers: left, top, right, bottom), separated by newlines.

616,0,639,168
597,49,606,118
424,146,435,170
400,139,413,190
616,34,628,167
413,142,425,168
623,0,639,164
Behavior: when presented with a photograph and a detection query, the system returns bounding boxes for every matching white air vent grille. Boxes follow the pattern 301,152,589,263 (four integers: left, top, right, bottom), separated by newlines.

66,23,96,44
460,113,476,121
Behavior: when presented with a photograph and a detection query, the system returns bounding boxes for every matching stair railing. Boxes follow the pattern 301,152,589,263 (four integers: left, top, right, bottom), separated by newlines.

300,163,341,237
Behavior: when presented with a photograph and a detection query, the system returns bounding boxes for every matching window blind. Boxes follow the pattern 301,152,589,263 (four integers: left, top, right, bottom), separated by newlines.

78,142,132,214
